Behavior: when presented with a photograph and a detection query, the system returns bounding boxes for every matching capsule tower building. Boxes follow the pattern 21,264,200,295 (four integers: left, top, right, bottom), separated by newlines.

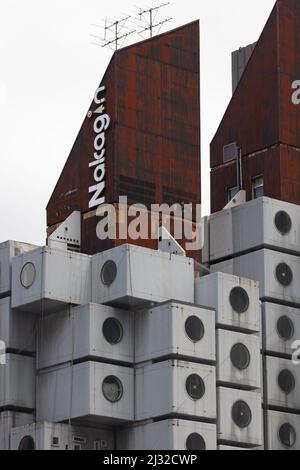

1,1,300,451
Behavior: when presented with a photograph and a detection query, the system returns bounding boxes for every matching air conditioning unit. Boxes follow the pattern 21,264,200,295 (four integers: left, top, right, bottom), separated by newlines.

212,249,300,307
0,354,35,410
0,241,37,297
10,421,114,450
263,356,300,412
265,410,300,450
0,297,36,354
135,301,216,364
12,247,91,313
217,330,261,390
38,303,134,370
0,411,34,450
262,302,300,356
195,272,260,333
204,197,300,263
37,362,134,424
135,360,216,421
217,387,263,447
117,419,217,450
92,244,194,308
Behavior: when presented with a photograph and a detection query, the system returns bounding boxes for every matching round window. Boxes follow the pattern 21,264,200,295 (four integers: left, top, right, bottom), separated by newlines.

276,316,294,341
20,263,36,288
229,287,250,314
102,376,123,403
276,263,293,287
277,369,295,395
231,401,252,429
101,260,117,286
278,423,296,448
186,433,206,451
102,318,123,345
18,436,35,450
186,374,205,400
185,316,205,342
230,343,251,370
275,211,292,235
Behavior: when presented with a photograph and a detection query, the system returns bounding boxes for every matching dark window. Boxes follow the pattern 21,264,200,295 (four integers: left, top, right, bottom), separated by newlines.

277,369,296,395
18,436,35,450
101,260,117,286
278,423,296,448
186,433,206,451
185,316,205,342
252,176,264,200
52,437,59,446
102,376,123,403
230,343,251,370
227,186,239,203
229,287,250,313
231,401,252,429
103,318,123,344
186,374,205,400
276,316,294,341
275,263,293,287
275,211,292,235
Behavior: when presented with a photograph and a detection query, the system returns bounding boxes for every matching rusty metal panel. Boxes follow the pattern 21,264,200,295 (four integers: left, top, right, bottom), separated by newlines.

211,1,300,213
211,4,279,170
47,22,201,258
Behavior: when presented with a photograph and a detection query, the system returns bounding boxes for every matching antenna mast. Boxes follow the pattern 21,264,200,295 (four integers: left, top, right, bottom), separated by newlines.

138,3,172,38
92,16,136,51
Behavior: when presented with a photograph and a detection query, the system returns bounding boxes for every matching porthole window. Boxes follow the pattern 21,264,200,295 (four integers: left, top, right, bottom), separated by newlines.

103,318,123,345
102,376,123,403
275,211,292,235
185,316,205,342
276,316,294,341
101,260,117,286
229,287,250,314
18,436,35,450
20,263,36,288
231,401,252,429
277,369,295,395
276,263,293,287
230,343,251,370
186,433,206,450
186,374,205,400
278,423,296,448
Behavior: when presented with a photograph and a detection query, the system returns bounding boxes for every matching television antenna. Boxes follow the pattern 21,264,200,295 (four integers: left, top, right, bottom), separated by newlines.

138,2,172,38
91,16,136,51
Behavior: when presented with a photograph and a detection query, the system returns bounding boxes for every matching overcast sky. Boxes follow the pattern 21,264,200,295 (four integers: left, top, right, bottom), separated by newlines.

0,0,275,246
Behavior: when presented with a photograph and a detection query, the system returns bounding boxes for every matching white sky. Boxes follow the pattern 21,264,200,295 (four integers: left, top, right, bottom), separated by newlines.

0,0,275,246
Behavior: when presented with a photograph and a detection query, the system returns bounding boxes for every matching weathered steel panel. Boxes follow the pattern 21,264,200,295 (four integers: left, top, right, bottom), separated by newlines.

47,22,201,257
